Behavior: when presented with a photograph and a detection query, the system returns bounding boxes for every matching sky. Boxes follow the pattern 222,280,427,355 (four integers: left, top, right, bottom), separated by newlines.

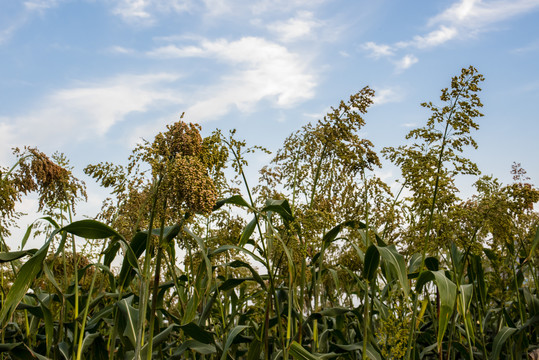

1,0,539,248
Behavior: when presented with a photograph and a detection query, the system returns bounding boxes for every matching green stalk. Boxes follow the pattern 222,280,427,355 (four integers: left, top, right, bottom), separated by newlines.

65,207,81,360
134,174,163,360
146,212,167,360
382,180,407,240
404,85,465,360
362,280,370,360
309,143,329,353
362,171,371,360
106,189,156,360
226,140,286,351
76,241,107,360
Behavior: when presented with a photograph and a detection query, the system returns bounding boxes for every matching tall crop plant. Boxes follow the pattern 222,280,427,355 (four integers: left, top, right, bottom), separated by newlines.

0,67,538,360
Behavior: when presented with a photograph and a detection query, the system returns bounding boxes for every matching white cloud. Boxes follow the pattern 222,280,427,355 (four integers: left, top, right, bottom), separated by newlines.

512,40,539,53
394,54,418,71
361,0,539,71
362,41,394,58
373,87,404,106
402,122,417,128
0,73,183,157
251,0,326,15
266,11,321,43
401,25,458,49
112,0,192,24
201,0,233,17
0,24,19,45
148,37,317,122
1,0,61,45
107,45,136,54
24,0,60,11
147,44,206,58
0,122,16,163
113,0,153,21
429,0,539,29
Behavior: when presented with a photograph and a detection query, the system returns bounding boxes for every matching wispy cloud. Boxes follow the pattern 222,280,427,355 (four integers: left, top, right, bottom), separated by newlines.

401,122,417,128
112,0,192,24
428,0,539,29
362,0,539,70
0,24,19,45
398,25,458,49
512,40,539,54
394,54,418,72
373,87,404,106
251,0,327,15
24,0,60,12
266,11,321,43
0,73,183,157
362,41,394,58
107,45,136,54
148,36,317,121
0,1,61,44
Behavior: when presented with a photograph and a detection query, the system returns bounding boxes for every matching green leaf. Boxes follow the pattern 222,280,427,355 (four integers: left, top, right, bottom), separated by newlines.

239,216,257,247
62,219,124,239
0,343,21,353
174,340,216,356
408,253,422,274
220,325,249,360
490,326,517,360
159,224,181,246
20,223,34,251
526,225,539,262
319,307,352,317
322,220,365,252
141,325,177,357
0,229,53,324
261,199,294,222
457,284,475,343
179,322,215,344
36,296,54,354
183,226,213,295
425,256,439,271
219,278,247,291
117,296,139,347
364,244,380,281
0,249,37,263
226,260,266,290
289,341,322,360
376,244,410,296
117,231,146,289
214,195,254,211
211,245,266,271
416,270,456,350
247,337,262,360
80,332,101,356
6,343,50,360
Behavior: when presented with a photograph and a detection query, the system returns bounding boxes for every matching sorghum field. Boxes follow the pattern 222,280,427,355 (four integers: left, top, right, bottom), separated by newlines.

1,67,538,359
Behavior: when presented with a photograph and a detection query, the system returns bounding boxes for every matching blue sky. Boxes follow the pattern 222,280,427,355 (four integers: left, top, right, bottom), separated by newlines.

1,0,539,246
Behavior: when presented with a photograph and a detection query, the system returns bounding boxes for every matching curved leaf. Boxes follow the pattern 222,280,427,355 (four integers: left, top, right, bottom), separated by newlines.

289,341,322,360
239,216,257,247
62,219,124,239
179,322,215,344
220,325,249,360
490,326,517,360
416,270,456,350
0,249,37,263
214,195,254,211
376,244,409,296
364,244,380,281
